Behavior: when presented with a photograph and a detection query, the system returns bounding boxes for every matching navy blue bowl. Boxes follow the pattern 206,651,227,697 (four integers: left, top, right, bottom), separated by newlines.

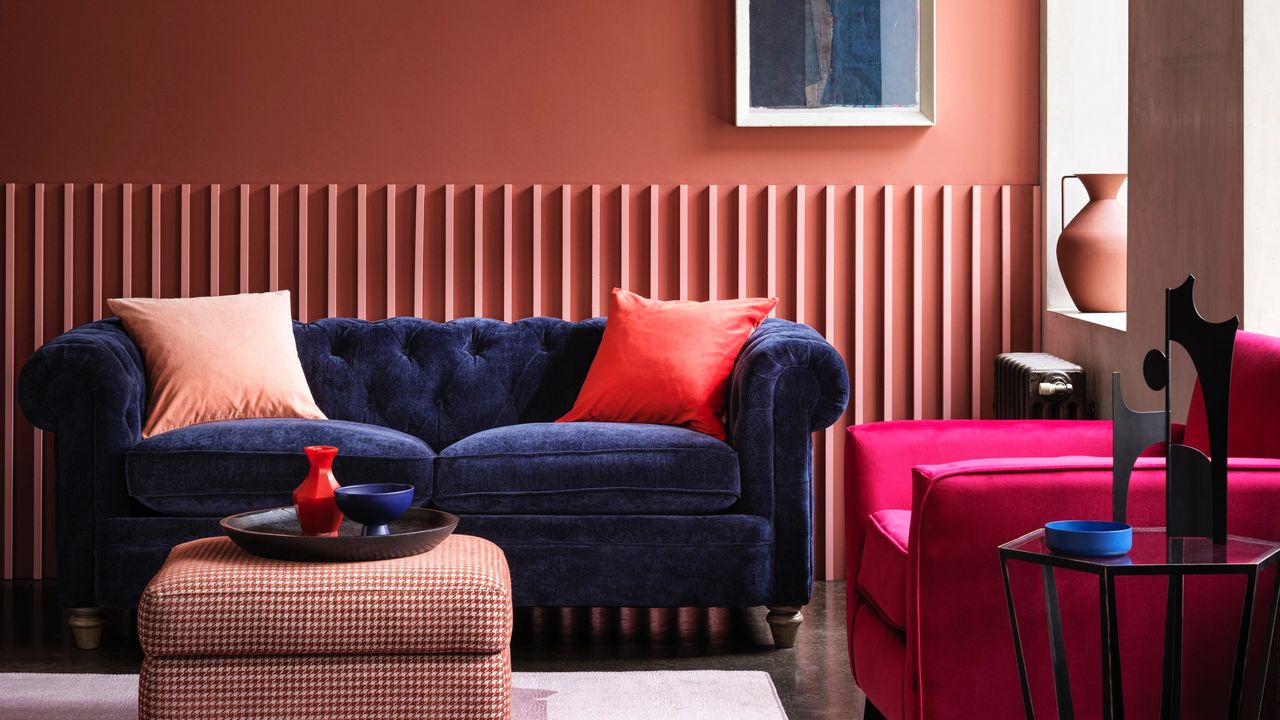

334,483,415,537
1044,520,1133,557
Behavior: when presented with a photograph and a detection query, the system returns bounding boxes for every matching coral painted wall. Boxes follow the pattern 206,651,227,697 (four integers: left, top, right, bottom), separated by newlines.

0,0,1037,186
0,1,1040,582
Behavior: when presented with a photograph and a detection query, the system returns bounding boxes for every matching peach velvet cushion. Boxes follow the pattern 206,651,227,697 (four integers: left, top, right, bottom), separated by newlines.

108,291,326,437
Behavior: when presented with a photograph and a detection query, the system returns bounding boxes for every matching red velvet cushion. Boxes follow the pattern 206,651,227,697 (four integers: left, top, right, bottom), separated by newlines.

1185,330,1280,458
558,289,776,440
857,509,911,631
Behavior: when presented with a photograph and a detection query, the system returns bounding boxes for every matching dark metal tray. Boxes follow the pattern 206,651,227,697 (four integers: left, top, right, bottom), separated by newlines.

221,506,458,562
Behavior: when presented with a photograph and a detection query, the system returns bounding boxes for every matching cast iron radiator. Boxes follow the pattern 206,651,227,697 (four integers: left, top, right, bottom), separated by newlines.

994,353,1087,420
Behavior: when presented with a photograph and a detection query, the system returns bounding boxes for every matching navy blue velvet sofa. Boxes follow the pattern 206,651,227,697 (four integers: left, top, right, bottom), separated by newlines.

19,315,848,648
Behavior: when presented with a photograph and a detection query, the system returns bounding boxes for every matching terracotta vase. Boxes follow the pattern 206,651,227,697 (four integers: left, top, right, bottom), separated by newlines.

1057,173,1127,312
294,445,343,536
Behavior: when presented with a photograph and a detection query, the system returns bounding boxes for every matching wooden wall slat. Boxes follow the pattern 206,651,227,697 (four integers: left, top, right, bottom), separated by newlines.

532,185,542,317
31,184,43,578
269,184,280,293
0,180,1042,582
326,184,337,317
122,183,133,298
444,184,455,321
474,184,484,318
971,186,983,419
883,185,895,421
92,184,103,318
298,184,308,321
3,183,13,579
357,183,368,319
941,185,953,419
912,185,924,420
853,185,866,426
209,184,220,297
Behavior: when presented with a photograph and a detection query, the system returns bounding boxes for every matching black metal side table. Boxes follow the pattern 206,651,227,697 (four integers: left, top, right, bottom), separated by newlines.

999,527,1280,719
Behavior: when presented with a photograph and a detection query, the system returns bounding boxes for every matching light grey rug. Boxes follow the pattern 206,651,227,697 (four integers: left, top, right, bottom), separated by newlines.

0,670,788,720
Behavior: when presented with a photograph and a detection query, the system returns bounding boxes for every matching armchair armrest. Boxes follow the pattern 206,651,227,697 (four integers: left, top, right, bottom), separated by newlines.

845,420,1113,613
904,456,1280,720
17,318,146,607
726,318,849,604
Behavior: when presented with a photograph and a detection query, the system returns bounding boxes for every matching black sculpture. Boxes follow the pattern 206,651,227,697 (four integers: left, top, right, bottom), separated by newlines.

1112,274,1238,544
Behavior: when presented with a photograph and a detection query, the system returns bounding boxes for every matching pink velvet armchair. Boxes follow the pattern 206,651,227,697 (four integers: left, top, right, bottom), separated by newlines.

845,331,1280,720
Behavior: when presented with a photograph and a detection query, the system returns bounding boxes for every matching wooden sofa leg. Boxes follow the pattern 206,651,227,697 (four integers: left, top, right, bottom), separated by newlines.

765,605,803,648
68,608,104,650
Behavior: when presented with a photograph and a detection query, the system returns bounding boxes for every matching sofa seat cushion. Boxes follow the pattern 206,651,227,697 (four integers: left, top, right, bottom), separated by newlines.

858,509,911,631
434,422,740,514
127,418,435,517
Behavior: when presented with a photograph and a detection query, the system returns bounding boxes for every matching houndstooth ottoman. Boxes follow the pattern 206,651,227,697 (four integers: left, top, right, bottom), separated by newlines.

137,534,512,720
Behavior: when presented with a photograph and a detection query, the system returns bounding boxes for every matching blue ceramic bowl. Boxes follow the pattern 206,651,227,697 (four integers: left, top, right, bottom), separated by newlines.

334,483,415,537
1044,520,1133,557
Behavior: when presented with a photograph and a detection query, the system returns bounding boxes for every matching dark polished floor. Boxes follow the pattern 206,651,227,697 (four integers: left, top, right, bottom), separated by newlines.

0,579,863,720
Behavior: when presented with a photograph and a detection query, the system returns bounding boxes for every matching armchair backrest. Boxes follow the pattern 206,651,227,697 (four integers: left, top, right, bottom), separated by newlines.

1184,330,1280,458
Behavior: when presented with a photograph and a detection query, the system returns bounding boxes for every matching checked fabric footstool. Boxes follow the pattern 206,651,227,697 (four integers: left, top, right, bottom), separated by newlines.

136,534,512,720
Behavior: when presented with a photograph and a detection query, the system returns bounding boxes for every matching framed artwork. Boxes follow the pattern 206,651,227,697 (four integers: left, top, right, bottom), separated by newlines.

735,0,935,127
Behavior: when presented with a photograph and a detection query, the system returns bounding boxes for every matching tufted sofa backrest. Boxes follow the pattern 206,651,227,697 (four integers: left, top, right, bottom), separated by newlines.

293,316,604,451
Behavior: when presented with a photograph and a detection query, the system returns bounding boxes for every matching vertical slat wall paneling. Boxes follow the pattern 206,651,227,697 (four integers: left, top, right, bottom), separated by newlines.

326,184,337,317
414,185,425,319
356,184,368,319
92,184,103,319
532,185,543,317
122,184,133,298
444,184,455,321
620,185,630,293
269,185,280,292
31,184,43,578
503,184,514,322
179,184,191,298
209,185,220,297
63,186,73,329
941,186,953,419
708,186,718,300
561,185,571,320
1001,185,1012,354
473,184,484,318
239,185,250,294
737,185,747,299
853,185,866,426
0,181,1042,581
590,185,601,316
822,185,837,580
3,183,13,579
971,186,983,419
150,185,161,298
882,186,895,421
912,186,924,420
1032,186,1043,350
298,185,309,321
649,185,659,299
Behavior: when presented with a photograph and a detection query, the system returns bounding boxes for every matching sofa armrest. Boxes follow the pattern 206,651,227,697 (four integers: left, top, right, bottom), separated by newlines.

17,318,146,607
726,318,849,605
902,456,1280,720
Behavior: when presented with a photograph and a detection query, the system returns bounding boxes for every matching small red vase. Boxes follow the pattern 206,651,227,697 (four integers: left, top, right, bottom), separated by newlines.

294,445,343,536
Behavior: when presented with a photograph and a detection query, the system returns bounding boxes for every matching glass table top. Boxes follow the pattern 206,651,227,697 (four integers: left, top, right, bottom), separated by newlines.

1002,527,1280,569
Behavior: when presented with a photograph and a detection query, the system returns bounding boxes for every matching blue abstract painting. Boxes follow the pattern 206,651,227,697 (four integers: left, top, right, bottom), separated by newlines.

745,0,920,113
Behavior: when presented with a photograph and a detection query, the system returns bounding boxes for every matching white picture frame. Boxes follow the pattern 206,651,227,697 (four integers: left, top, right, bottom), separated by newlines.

735,0,936,127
